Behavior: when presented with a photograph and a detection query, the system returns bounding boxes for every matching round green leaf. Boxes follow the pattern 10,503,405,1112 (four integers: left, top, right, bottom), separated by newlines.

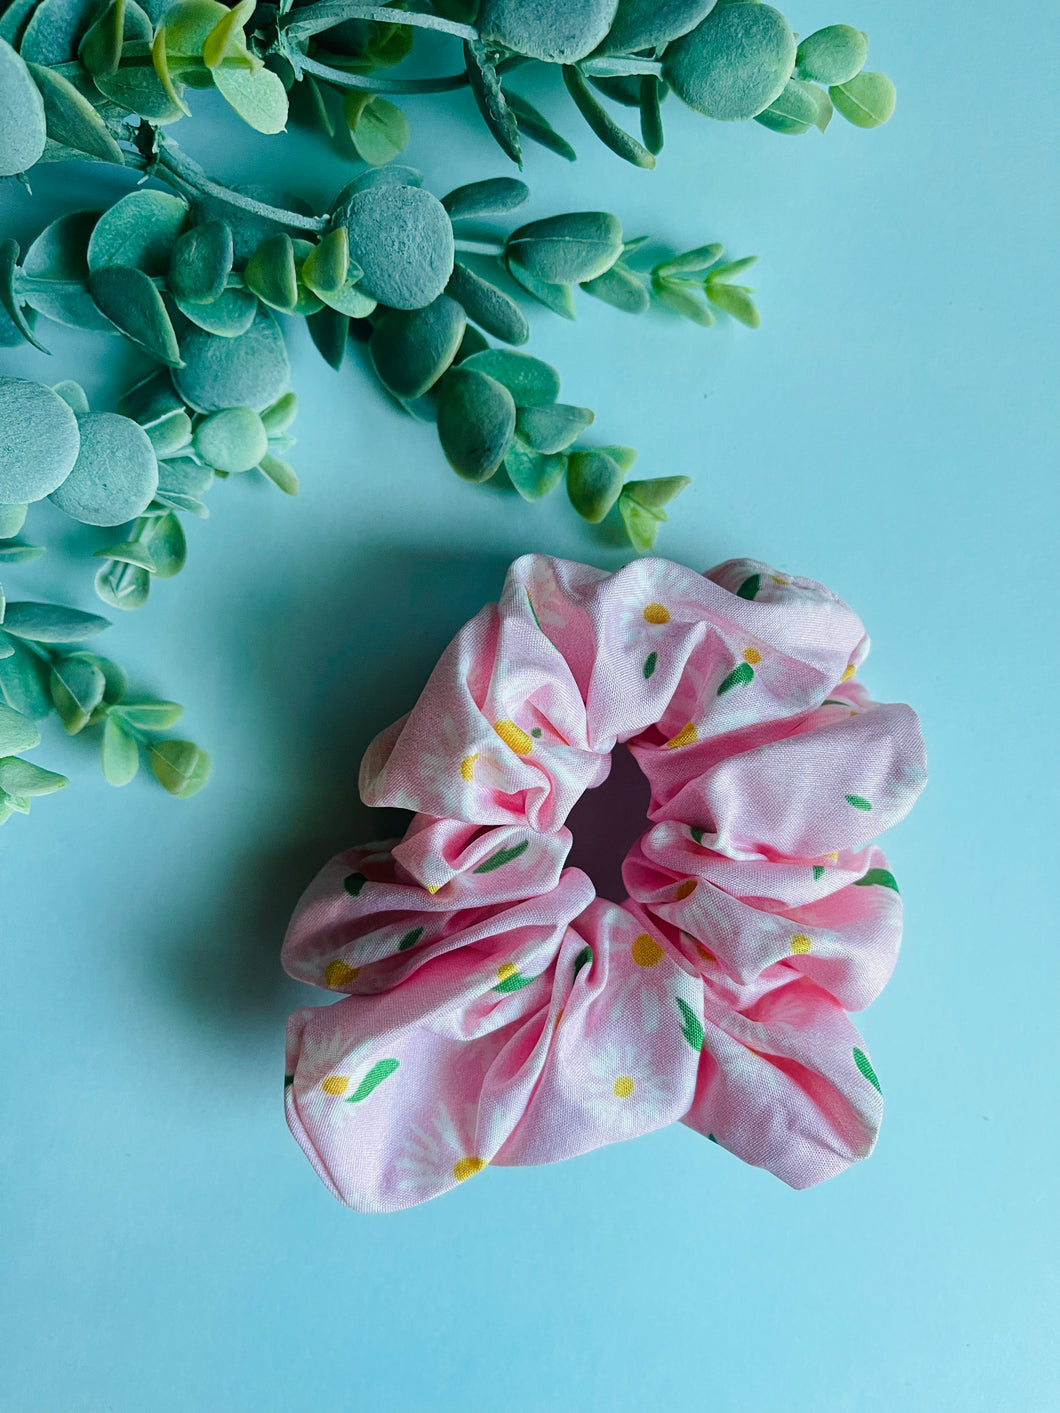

101,712,139,786
88,265,182,365
446,262,528,346
79,0,153,73
371,296,467,401
175,286,258,337
173,309,290,413
2,601,109,643
830,71,895,128
345,93,409,166
567,448,624,522
87,190,189,274
436,368,516,482
193,407,268,473
515,402,593,453
22,210,115,332
0,377,81,503
0,701,40,755
459,349,560,406
300,228,349,298
504,443,566,501
663,4,796,120
145,510,187,578
506,211,623,285
442,178,529,221
0,502,27,537
22,0,101,61
168,219,233,303
0,634,51,716
0,0,39,48
149,738,210,798
754,77,822,135
49,412,159,526
52,380,90,415
341,184,454,311
581,261,650,313
50,654,105,733
115,699,183,730
212,60,288,134
162,0,229,58
26,60,122,161
95,559,151,611
478,0,619,63
0,756,67,796
244,232,298,312
601,0,715,56
795,24,867,86
0,37,46,177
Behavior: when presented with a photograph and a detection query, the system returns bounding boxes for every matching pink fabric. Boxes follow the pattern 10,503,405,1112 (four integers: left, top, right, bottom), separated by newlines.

283,555,926,1211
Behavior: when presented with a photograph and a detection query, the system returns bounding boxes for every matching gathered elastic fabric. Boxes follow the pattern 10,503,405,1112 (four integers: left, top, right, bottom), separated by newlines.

282,555,926,1211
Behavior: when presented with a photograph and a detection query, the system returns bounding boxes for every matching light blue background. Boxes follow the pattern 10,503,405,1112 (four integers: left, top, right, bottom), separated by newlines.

2,3,1058,1409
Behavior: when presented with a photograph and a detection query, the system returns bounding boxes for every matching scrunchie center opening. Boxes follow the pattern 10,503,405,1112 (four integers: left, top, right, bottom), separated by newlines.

564,742,652,903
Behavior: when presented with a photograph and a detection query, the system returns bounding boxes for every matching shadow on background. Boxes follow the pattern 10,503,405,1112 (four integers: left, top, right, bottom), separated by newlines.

157,543,518,1041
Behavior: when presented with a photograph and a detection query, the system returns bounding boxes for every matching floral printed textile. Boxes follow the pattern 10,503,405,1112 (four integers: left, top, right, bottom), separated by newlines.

283,555,926,1211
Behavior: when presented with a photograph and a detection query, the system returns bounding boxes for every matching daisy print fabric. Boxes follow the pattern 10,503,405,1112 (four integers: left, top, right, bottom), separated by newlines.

283,554,926,1211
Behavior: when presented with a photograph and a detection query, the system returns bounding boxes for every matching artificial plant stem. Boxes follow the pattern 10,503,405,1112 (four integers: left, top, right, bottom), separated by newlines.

579,57,666,78
453,238,506,256
295,53,470,93
153,142,328,233
280,3,479,43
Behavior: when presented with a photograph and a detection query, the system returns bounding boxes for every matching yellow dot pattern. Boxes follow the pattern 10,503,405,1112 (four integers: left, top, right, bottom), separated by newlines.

496,961,518,982
494,719,534,755
664,721,698,750
321,1076,349,1096
643,603,670,624
613,1076,635,1098
460,752,478,781
674,879,697,900
452,1156,487,1183
632,933,663,967
426,883,441,894
324,960,359,988
743,647,762,665
791,934,812,954
840,663,856,683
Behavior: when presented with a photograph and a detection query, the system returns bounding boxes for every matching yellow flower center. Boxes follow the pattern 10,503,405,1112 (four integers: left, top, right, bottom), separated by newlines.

674,879,697,900
613,1076,635,1098
321,1075,349,1096
426,883,441,894
324,960,359,988
460,752,478,781
840,663,856,682
631,933,663,967
494,720,533,755
664,721,697,749
496,961,518,982
643,602,670,624
791,934,812,955
742,647,762,665
453,1156,487,1183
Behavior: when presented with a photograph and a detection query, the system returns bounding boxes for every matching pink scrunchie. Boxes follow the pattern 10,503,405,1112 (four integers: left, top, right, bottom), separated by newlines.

283,555,926,1211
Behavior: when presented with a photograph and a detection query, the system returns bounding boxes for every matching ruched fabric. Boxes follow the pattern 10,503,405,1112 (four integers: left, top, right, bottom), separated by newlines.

283,555,926,1210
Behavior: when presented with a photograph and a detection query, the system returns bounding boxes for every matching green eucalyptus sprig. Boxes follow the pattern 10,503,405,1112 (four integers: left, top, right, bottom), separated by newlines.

0,1,893,184
3,169,756,559
0,588,210,822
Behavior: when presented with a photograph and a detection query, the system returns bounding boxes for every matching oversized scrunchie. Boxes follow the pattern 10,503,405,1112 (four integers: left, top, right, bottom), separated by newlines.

283,555,926,1211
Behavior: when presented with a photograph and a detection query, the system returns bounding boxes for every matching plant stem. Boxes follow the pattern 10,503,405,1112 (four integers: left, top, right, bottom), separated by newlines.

579,57,665,78
135,141,330,233
280,3,479,43
454,238,505,257
294,52,470,92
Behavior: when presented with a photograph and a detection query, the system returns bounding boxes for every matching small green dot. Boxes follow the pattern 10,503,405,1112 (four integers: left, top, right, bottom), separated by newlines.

845,795,873,811
643,651,658,679
531,727,542,738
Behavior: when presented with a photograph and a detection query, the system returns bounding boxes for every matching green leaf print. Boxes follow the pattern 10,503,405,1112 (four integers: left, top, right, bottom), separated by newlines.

283,1073,294,1087
345,1058,400,1103
717,661,754,695
643,650,658,679
853,868,899,893
736,574,761,600
397,927,424,951
676,997,704,1051
526,589,543,630
493,970,536,993
573,944,593,978
845,795,873,811
690,827,705,845
343,872,367,896
474,839,530,873
812,865,826,881
853,1046,881,1093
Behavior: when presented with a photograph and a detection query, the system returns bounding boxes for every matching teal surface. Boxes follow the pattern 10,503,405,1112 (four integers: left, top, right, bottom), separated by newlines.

2,4,1058,1409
